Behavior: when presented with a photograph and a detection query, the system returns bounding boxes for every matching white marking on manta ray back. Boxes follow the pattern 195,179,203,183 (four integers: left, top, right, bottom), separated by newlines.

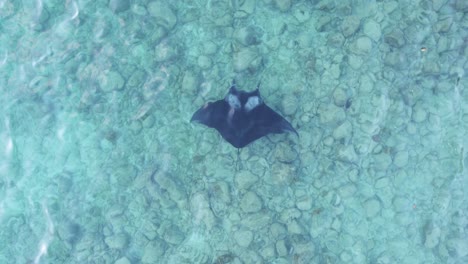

227,107,235,125
226,93,241,109
244,96,261,112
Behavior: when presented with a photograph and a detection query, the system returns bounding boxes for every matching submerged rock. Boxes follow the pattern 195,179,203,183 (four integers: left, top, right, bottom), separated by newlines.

99,70,125,92
154,41,180,62
105,232,129,249
148,1,177,30
318,103,346,126
240,191,262,213
235,170,259,190
341,16,360,37
109,0,130,13
142,240,165,263
423,222,441,249
234,229,253,247
433,16,453,33
234,26,263,46
363,198,381,218
446,237,468,258
281,94,298,116
384,29,405,48
351,36,372,55
233,47,262,73
163,225,185,245
274,0,292,12
363,19,381,41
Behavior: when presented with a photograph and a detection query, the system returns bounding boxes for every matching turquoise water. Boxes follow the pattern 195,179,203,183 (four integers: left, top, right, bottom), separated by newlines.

0,0,467,263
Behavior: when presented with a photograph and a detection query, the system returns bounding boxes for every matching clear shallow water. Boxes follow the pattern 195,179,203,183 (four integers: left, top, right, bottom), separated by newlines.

0,0,467,263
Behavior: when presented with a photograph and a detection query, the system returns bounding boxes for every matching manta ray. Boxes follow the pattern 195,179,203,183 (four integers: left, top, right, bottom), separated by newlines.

191,81,298,148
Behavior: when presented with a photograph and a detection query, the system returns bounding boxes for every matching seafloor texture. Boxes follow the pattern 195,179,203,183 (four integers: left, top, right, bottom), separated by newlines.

0,0,467,263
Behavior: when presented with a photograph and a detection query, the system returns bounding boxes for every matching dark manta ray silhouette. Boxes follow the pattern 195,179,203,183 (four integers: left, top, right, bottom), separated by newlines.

191,82,298,148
